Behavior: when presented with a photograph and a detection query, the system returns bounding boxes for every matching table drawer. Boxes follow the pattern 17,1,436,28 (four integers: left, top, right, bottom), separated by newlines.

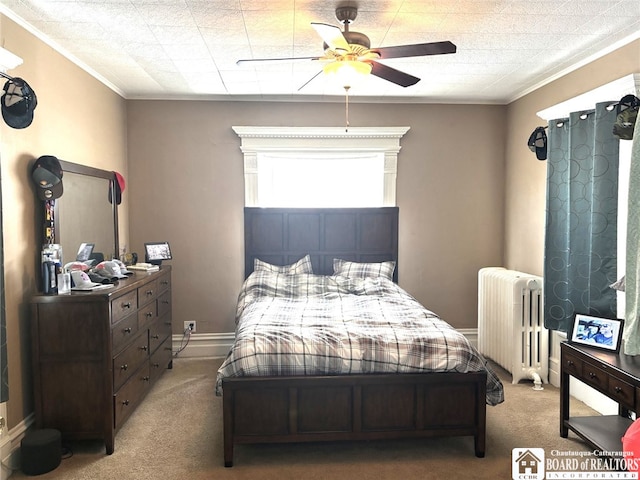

138,280,158,307
582,363,608,391
609,377,635,410
111,291,137,323
112,313,139,353
563,352,583,377
113,333,149,390
114,363,150,429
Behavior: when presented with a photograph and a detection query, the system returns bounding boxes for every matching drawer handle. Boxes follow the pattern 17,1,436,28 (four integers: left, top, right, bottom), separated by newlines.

120,364,128,371
143,376,150,382
122,302,132,309
161,300,170,305
123,327,132,334
567,360,574,366
146,290,153,296
152,362,160,368
122,400,130,406
164,321,171,326
588,372,597,379
615,386,623,394
161,281,169,285
146,312,153,318
139,345,148,351
151,334,159,339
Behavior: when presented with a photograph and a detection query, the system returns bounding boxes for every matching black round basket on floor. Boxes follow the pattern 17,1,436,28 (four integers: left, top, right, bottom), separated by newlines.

21,428,61,476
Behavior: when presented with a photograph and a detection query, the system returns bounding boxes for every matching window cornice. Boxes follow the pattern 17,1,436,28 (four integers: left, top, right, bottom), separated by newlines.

233,126,410,206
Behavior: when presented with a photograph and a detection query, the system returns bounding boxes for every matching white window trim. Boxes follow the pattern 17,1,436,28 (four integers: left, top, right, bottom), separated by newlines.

232,126,410,207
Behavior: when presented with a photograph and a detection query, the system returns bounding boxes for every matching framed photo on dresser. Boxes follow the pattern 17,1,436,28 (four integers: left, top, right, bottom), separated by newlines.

569,314,624,353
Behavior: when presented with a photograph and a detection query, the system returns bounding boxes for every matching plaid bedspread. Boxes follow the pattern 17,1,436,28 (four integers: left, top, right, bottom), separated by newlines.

215,271,504,405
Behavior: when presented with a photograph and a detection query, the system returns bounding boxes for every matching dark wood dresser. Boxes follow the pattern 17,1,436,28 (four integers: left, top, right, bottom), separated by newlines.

30,266,173,454
560,341,640,453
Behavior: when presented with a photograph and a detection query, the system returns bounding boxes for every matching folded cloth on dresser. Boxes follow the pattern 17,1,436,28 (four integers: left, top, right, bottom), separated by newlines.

216,271,504,406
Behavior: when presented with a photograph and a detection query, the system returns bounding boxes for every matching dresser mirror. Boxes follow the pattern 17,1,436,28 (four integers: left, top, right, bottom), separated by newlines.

55,160,119,263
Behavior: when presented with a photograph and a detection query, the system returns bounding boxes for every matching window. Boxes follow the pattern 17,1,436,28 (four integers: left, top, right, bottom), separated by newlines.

537,73,639,319
233,126,410,207
257,153,384,207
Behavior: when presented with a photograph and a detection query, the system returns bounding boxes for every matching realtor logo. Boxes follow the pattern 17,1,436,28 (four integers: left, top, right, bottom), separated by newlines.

512,448,545,480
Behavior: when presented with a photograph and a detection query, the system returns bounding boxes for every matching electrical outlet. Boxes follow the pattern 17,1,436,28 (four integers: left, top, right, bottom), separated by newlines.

184,321,196,333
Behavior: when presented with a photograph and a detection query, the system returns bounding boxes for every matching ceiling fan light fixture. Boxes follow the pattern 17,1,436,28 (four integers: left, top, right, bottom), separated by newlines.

323,59,372,88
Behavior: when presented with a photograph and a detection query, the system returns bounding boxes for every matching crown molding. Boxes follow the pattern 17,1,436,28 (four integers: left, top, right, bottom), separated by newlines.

0,47,22,73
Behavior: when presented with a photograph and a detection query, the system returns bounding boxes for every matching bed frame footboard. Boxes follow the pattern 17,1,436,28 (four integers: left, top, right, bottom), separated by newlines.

222,372,487,467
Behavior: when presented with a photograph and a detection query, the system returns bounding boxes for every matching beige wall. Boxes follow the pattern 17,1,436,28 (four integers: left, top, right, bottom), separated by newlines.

126,101,507,334
504,40,640,275
0,17,128,429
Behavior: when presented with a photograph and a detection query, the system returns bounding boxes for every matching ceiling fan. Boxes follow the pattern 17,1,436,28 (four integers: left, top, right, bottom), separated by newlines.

237,5,457,90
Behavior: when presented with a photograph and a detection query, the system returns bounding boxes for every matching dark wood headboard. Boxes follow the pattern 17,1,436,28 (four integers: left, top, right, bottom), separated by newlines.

244,207,399,282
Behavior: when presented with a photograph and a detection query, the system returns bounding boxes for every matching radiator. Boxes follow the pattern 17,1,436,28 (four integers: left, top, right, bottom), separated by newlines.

478,267,548,385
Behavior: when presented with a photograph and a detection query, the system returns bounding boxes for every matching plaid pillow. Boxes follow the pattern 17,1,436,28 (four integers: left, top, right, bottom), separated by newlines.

254,254,313,274
333,258,396,280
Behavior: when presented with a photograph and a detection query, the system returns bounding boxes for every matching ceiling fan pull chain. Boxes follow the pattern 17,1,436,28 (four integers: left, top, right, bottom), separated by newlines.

345,86,350,131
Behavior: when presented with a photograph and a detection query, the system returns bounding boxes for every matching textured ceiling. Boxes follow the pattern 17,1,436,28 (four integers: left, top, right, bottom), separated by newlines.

0,0,638,103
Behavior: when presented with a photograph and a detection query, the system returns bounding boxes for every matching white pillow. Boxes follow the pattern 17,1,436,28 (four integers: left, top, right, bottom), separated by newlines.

333,258,395,280
254,254,313,274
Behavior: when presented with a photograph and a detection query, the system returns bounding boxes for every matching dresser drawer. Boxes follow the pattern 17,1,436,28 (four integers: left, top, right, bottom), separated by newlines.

609,377,635,410
138,280,158,308
113,333,149,390
157,289,171,318
157,272,171,294
563,352,583,377
150,337,172,383
150,314,171,353
114,363,150,429
111,291,137,323
138,302,157,329
582,363,608,391
112,313,139,353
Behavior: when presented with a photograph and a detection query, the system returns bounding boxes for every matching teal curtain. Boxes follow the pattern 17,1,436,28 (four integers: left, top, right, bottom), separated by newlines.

544,101,620,332
623,120,640,355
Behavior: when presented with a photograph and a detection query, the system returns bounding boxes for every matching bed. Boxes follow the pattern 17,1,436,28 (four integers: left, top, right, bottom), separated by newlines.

217,207,504,467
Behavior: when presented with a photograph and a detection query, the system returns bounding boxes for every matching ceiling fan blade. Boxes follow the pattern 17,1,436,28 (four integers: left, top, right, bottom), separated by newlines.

237,56,321,65
311,22,350,53
372,41,456,59
298,70,324,91
369,61,420,87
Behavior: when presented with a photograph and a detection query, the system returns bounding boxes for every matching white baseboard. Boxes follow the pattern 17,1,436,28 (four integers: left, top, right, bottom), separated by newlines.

458,328,478,348
1,412,34,479
548,329,617,414
172,332,234,359
0,403,9,480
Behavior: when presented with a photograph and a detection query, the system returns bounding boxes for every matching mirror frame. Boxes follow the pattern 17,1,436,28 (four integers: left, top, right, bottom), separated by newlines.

55,160,119,260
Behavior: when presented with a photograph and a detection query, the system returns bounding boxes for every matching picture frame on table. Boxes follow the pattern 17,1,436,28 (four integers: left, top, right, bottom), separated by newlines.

569,313,624,353
144,241,172,266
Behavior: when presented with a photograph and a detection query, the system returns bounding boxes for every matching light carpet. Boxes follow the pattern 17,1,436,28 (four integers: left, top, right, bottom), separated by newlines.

9,357,597,480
